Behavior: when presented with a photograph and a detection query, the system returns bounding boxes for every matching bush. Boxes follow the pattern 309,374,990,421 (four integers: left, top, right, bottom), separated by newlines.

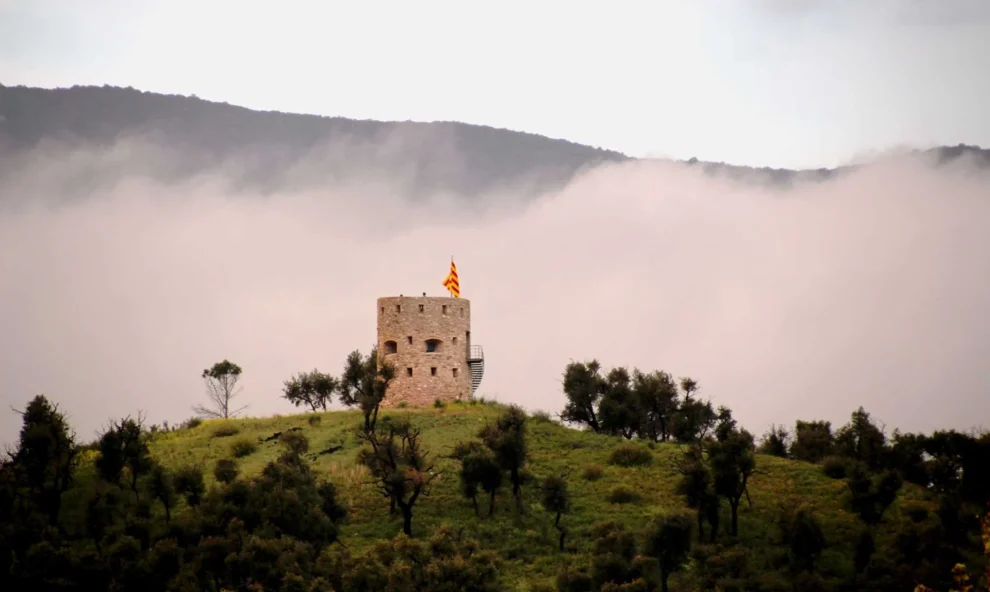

608,443,653,467
211,423,240,438
434,398,447,409
582,464,605,481
214,458,239,483
308,414,322,426
231,438,257,458
531,410,554,424
606,486,641,504
398,401,408,408
179,417,203,430
821,456,849,479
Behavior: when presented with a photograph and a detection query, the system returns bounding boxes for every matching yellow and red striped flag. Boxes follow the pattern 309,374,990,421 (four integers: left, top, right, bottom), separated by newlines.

442,258,460,298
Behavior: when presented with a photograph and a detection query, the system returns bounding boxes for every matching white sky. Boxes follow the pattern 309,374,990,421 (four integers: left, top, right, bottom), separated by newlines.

2,0,989,169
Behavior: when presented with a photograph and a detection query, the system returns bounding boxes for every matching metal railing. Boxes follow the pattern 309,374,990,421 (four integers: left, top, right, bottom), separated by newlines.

468,345,483,361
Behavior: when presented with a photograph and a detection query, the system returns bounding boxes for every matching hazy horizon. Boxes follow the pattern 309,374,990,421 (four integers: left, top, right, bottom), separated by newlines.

1,133,988,445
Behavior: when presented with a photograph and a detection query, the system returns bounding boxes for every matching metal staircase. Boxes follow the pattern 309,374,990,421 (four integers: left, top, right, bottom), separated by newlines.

467,345,484,394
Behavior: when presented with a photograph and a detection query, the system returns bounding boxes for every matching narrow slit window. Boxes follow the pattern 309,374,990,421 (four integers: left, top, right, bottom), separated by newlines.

407,336,413,345
442,305,447,315
452,336,458,345
431,367,437,376
380,306,384,314
419,304,425,313
452,368,459,378
406,367,413,377
396,304,401,313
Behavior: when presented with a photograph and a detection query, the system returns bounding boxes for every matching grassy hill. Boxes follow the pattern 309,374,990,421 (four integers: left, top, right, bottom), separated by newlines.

60,399,936,590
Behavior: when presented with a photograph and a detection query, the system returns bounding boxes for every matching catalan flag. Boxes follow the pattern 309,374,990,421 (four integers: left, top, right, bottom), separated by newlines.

442,258,460,298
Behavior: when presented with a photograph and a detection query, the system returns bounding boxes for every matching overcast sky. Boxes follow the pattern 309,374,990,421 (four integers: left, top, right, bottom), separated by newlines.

2,0,989,168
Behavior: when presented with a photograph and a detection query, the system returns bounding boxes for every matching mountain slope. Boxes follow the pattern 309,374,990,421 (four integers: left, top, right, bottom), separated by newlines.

0,83,628,198
60,401,935,590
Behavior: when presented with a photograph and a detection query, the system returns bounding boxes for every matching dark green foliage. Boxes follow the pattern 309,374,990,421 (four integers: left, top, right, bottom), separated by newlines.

834,407,887,471
338,348,394,433
282,369,339,412
307,414,322,427
97,417,153,502
778,505,826,572
195,359,246,419
676,445,720,543
709,425,756,537
845,465,902,527
433,398,446,408
172,465,205,506
452,440,502,516
644,512,693,592
230,437,257,458
480,405,528,513
608,443,653,467
821,455,850,479
329,525,500,591
214,458,239,484
541,474,570,550
789,420,835,463
557,521,653,591
148,464,176,523
582,464,605,481
757,424,791,458
606,486,641,504
357,417,438,536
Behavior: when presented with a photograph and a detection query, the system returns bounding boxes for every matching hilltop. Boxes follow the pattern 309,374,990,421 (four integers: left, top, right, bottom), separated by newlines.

2,83,989,199
51,400,945,590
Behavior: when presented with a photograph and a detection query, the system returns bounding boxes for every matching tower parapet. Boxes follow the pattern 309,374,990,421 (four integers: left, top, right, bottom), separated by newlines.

376,294,479,407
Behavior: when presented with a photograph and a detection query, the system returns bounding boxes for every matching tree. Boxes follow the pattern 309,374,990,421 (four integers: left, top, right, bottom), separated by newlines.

357,417,438,536
676,445,719,543
709,425,757,536
96,416,153,503
780,505,826,573
148,464,176,523
789,420,835,463
453,440,502,516
834,407,888,471
670,381,716,444
633,369,680,442
540,474,570,550
339,348,394,433
758,424,791,458
194,360,246,419
9,395,79,527
561,360,606,433
282,369,338,412
644,512,693,592
480,405,528,514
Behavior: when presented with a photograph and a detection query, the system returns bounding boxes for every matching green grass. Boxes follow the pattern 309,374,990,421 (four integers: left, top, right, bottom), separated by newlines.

115,401,932,589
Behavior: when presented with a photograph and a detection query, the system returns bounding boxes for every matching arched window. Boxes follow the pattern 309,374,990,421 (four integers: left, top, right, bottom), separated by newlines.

384,340,397,354
425,339,443,353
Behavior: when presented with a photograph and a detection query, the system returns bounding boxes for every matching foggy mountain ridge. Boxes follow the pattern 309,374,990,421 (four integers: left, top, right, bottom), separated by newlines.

2,83,989,198
1,81,989,445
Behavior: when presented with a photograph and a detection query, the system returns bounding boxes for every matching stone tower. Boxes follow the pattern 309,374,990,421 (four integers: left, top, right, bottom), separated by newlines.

376,294,484,407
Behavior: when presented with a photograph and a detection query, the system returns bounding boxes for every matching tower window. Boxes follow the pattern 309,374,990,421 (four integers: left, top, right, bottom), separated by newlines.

406,367,413,377
431,367,437,376
460,308,463,317
384,340,397,354
425,339,442,353
452,336,458,345
442,305,447,315
407,336,413,345
380,306,384,314
452,368,459,378
419,304,424,313
396,304,401,313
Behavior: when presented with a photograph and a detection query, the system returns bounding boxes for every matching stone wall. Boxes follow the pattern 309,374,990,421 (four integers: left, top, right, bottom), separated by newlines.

376,295,472,407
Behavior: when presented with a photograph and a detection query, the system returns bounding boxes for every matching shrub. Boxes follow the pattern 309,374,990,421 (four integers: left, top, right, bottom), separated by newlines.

180,417,203,430
434,398,447,409
308,414,322,426
211,423,240,438
530,410,554,424
231,438,257,458
821,455,849,479
398,401,409,409
582,464,605,481
214,458,239,483
606,486,641,504
608,443,653,467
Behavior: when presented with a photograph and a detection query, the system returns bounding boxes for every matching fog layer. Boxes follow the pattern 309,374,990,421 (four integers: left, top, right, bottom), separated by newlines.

1,141,988,443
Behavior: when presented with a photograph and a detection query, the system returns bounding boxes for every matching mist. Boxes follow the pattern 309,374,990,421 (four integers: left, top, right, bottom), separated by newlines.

1,137,988,444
